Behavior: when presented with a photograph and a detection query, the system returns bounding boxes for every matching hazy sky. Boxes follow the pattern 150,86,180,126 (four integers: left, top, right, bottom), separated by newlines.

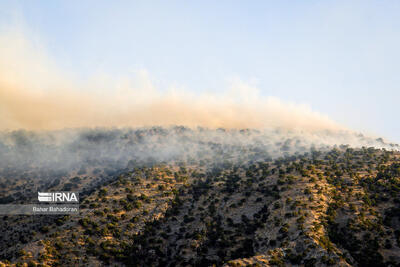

1,1,400,142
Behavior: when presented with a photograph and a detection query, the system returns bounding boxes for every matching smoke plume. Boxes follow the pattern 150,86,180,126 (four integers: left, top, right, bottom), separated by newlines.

0,29,398,180
0,30,342,132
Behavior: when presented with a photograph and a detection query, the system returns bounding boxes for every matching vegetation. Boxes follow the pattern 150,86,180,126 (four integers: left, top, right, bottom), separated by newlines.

0,142,399,266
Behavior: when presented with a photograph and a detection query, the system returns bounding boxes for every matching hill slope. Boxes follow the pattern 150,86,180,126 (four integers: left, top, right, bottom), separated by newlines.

1,147,399,266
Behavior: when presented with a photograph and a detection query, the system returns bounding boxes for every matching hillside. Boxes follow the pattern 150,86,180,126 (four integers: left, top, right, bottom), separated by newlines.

0,146,399,266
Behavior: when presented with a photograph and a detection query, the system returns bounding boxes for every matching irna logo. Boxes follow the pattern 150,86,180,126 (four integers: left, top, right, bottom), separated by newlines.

38,192,79,203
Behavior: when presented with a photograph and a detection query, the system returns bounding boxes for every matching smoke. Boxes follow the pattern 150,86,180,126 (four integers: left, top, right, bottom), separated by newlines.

0,29,343,132
0,126,396,173
0,27,397,175
0,29,398,202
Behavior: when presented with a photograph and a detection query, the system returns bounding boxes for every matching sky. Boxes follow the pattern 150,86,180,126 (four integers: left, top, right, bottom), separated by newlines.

0,1,400,142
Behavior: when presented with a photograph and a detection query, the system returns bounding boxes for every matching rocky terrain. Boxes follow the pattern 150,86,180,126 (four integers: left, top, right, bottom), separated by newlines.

0,128,399,266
